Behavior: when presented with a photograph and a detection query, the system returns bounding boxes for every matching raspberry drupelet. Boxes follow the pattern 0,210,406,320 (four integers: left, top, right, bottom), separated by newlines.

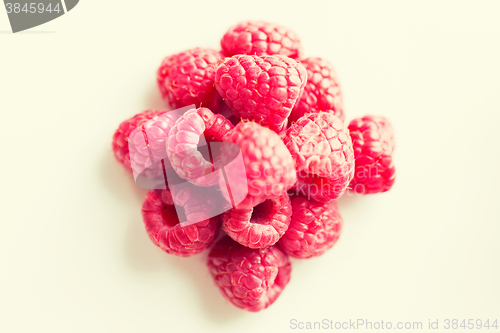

141,190,220,257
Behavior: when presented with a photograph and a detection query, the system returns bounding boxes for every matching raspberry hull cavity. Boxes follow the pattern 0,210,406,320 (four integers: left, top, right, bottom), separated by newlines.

222,193,292,249
142,190,220,257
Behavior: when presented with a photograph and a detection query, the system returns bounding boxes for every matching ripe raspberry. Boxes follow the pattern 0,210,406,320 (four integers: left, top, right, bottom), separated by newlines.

215,54,307,133
348,116,395,194
208,236,291,312
112,109,167,173
220,122,296,209
289,57,344,124
167,107,233,186
222,193,292,249
278,196,342,259
142,190,220,257
128,111,179,184
157,48,222,109
284,112,354,202
221,21,302,59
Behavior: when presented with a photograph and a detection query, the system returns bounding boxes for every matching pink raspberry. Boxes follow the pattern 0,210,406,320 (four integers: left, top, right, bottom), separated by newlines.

221,21,302,59
141,190,220,257
215,54,307,133
289,57,344,124
128,111,179,184
348,115,395,194
222,193,292,249
167,107,233,186
220,122,297,209
278,196,343,259
157,48,222,109
207,236,291,312
284,112,355,202
112,110,167,173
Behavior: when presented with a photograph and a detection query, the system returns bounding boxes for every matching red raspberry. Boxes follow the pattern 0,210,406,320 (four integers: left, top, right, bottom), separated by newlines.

222,193,292,249
284,112,354,202
220,122,297,209
128,111,179,184
167,107,233,186
215,54,307,133
207,236,291,312
348,115,395,194
289,57,344,124
278,196,342,258
221,21,302,59
157,48,222,109
141,190,220,257
112,110,167,173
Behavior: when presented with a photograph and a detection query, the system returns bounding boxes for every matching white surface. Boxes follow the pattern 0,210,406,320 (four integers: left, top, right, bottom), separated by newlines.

1,1,499,332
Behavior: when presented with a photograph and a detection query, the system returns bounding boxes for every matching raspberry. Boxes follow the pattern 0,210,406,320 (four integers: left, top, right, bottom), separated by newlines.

278,196,342,258
289,57,344,124
112,109,167,173
215,54,307,133
284,112,354,202
222,193,292,249
167,107,233,186
128,111,179,185
221,21,302,59
348,116,395,194
220,122,297,209
157,48,222,109
207,236,291,312
141,190,220,257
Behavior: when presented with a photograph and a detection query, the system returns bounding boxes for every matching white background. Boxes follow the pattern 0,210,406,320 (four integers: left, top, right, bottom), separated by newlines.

1,1,499,332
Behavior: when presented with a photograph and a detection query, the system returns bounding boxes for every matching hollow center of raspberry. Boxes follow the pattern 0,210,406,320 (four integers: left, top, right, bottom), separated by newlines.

161,205,181,227
250,199,274,225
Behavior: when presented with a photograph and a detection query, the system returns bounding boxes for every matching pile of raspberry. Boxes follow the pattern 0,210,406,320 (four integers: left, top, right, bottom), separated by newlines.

112,21,396,312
